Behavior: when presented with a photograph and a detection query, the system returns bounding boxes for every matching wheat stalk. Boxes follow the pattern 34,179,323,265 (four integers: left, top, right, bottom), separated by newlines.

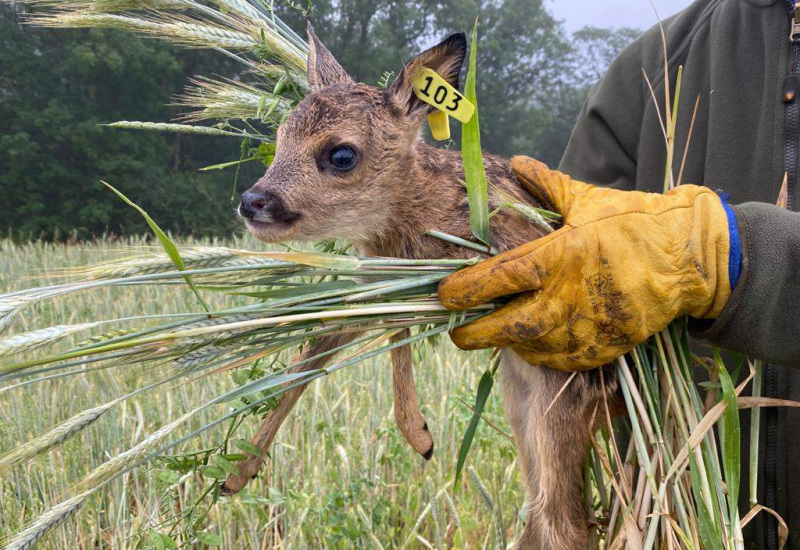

173,344,231,370
106,121,246,137
176,77,291,123
75,406,203,491
32,12,260,49
4,490,95,550
0,289,76,334
62,247,257,278
0,322,103,356
20,0,310,142
0,400,118,474
17,0,185,11
491,187,558,234
467,466,505,549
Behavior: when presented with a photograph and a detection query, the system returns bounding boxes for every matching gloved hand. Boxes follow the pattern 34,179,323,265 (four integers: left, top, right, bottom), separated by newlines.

438,156,734,371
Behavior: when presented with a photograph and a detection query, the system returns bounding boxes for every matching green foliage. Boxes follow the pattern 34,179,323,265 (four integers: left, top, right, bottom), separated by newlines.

717,349,742,544
454,361,497,488
461,20,491,246
101,180,211,311
571,26,642,84
0,5,261,239
0,236,522,548
1,2,638,241
148,530,178,550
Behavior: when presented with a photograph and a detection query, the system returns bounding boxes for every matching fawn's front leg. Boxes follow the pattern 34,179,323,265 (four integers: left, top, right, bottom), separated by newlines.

221,332,358,495
222,332,435,494
391,330,434,459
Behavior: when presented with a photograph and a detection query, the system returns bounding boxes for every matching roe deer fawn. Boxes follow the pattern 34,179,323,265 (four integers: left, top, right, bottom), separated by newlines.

228,24,620,549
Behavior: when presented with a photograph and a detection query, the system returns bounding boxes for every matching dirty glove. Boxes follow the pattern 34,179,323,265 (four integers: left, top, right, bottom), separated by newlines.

437,157,736,371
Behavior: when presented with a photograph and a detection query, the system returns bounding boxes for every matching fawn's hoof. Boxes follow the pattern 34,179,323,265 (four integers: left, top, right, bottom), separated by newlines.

220,473,254,496
221,457,264,495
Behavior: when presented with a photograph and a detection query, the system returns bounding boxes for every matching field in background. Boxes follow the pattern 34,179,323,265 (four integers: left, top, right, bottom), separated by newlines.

0,236,523,549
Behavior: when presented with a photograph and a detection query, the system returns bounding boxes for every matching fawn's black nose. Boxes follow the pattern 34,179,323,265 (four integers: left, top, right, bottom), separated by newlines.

239,190,269,220
239,189,301,224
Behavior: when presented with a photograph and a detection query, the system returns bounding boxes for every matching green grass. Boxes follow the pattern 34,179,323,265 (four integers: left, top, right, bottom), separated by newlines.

0,235,523,549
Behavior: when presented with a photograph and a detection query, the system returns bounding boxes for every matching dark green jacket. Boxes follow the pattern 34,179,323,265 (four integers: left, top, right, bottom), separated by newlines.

559,1,800,548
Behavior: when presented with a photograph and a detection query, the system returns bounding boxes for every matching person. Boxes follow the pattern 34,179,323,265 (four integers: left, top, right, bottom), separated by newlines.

437,0,800,548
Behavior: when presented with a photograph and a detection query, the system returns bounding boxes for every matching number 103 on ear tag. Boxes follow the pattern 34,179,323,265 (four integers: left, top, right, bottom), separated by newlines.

411,68,475,140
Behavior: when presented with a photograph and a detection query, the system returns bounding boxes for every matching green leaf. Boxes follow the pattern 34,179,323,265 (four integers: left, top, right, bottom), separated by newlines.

148,530,166,550
211,454,240,475
148,531,177,550
273,75,287,96
229,399,248,410
689,449,723,550
232,280,357,299
461,19,491,246
235,438,265,458
199,465,227,479
158,469,181,484
264,250,360,269
221,453,247,461
454,368,494,488
231,369,251,386
101,181,210,313
199,157,257,171
716,349,741,537
195,531,223,546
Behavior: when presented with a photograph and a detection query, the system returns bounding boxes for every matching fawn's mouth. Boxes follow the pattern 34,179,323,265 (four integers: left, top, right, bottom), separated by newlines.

244,218,299,242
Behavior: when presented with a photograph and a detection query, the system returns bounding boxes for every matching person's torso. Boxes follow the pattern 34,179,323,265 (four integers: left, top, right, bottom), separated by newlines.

630,1,800,548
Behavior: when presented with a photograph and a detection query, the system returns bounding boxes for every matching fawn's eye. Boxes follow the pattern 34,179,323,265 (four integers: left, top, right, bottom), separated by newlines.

328,145,359,171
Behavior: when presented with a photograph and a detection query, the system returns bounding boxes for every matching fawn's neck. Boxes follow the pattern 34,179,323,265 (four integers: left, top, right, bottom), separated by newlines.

360,142,546,259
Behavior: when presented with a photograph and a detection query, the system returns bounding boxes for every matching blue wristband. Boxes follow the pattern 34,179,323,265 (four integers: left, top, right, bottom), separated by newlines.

716,191,742,290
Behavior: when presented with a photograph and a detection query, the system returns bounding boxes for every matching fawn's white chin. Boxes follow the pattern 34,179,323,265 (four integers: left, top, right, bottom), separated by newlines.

244,219,296,243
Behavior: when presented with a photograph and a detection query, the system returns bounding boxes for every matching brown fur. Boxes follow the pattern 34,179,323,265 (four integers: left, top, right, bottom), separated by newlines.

231,24,622,549
391,329,434,459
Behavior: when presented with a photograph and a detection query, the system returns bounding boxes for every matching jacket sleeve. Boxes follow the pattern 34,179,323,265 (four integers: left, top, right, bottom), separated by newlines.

558,70,640,190
558,6,700,188
689,203,800,368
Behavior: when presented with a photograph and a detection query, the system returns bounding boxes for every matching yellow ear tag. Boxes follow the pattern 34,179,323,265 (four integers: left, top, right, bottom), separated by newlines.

427,110,451,140
411,67,475,124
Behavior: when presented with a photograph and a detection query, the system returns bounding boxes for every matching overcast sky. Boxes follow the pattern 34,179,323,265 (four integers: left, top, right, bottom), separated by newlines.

548,0,695,33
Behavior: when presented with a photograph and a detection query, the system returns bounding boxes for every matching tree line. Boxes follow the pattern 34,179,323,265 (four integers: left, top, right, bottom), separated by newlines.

0,0,639,239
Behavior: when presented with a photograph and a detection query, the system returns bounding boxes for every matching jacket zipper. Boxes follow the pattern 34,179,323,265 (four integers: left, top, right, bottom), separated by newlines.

763,5,800,550
785,2,800,209
763,365,779,550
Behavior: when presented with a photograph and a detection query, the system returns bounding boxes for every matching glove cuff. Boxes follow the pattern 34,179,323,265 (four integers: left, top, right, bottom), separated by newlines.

681,187,732,320
717,191,742,290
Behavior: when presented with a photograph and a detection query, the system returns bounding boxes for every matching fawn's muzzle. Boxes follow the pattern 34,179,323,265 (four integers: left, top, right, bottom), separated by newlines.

239,190,300,224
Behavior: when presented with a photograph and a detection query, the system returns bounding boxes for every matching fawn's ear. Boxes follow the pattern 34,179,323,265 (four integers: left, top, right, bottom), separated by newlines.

388,32,467,122
306,22,353,91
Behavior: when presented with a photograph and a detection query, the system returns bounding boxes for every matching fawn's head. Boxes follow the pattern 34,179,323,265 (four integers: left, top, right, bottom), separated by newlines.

240,24,467,246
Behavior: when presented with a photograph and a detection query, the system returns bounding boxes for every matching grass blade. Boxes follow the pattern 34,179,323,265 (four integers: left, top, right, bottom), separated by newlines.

716,349,742,547
749,360,764,508
454,365,494,488
689,449,724,550
461,19,491,246
101,181,211,313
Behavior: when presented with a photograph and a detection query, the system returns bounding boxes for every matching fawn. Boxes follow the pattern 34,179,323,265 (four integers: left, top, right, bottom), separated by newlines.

228,24,619,550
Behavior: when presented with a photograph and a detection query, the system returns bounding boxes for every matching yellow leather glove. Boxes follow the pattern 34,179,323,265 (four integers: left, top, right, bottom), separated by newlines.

438,157,733,371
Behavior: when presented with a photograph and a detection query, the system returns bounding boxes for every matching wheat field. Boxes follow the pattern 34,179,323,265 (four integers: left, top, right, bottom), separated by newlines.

0,235,524,549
